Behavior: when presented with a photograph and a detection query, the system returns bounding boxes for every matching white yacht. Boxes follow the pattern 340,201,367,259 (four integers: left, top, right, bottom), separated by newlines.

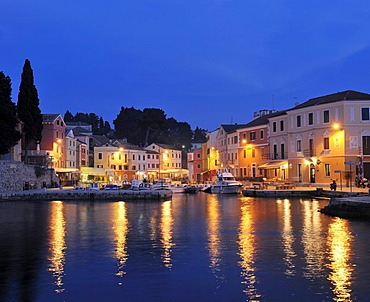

151,180,186,193
211,172,243,194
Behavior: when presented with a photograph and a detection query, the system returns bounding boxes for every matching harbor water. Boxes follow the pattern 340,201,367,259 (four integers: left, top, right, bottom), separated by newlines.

1,193,370,301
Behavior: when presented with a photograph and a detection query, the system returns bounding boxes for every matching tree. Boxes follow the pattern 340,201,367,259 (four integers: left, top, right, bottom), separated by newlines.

193,126,207,142
17,59,43,162
64,110,74,123
0,72,21,155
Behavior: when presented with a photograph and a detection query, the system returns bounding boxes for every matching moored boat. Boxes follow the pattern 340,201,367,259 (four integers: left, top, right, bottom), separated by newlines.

183,186,199,194
210,172,243,194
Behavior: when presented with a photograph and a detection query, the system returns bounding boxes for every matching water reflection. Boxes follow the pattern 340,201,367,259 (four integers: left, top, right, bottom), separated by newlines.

238,197,261,300
301,199,325,279
327,218,353,301
206,195,222,279
160,200,174,268
112,201,129,278
48,201,66,293
279,199,296,276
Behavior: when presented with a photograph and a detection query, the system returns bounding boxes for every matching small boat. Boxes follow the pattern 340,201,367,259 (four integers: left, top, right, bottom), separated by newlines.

184,186,199,194
151,181,185,193
210,172,243,194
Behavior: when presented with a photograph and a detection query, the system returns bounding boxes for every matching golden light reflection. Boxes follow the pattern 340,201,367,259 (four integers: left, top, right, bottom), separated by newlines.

206,195,222,278
238,198,261,300
112,201,129,278
301,199,325,279
160,200,174,269
281,199,296,276
327,218,353,301
48,200,66,293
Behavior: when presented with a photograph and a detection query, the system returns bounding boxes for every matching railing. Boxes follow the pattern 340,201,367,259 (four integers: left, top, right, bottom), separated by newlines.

303,149,316,157
262,153,288,160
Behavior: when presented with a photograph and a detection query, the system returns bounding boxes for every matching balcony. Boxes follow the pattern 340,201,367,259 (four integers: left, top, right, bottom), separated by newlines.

303,149,316,157
262,153,288,160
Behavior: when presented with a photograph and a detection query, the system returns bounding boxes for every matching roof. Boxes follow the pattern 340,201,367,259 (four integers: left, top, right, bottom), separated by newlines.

112,140,146,151
220,124,248,133
90,135,110,146
155,143,181,151
42,114,60,123
245,110,287,127
291,90,370,111
70,126,92,136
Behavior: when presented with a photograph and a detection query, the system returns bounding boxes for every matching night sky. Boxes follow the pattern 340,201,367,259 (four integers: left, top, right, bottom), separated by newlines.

2,0,370,130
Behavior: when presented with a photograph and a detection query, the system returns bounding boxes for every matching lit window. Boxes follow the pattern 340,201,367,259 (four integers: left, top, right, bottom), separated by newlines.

324,137,330,150
325,164,330,176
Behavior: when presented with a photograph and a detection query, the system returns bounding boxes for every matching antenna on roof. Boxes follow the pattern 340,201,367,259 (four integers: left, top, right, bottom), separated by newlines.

272,94,275,110
231,116,233,124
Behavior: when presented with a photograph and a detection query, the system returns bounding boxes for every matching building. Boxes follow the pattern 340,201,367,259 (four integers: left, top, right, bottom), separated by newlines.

237,113,275,179
284,90,370,186
145,143,188,181
216,124,247,177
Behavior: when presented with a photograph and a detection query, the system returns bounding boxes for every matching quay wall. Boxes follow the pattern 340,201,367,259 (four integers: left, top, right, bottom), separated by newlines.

320,196,370,219
0,189,172,202
0,161,57,193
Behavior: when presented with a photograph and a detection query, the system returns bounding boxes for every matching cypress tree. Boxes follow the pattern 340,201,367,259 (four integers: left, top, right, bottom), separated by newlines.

0,72,21,155
17,59,43,162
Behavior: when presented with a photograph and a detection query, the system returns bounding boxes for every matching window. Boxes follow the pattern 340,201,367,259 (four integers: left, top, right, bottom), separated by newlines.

132,165,136,170
197,164,201,169
272,122,277,132
250,131,256,141
362,108,370,121
260,130,264,139
251,148,255,158
324,137,330,150
297,140,302,152
119,165,122,170
132,154,135,160
325,164,330,177
280,120,284,131
234,135,238,144
197,153,201,158
363,136,370,155
296,115,301,127
308,112,314,125
243,149,247,158
323,110,330,123
97,164,103,168
98,152,103,159
111,153,114,160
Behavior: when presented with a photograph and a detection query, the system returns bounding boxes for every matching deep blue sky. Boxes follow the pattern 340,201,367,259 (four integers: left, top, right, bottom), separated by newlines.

2,1,370,131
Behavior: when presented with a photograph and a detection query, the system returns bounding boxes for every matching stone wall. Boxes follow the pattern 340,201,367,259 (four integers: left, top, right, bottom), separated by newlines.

0,160,58,192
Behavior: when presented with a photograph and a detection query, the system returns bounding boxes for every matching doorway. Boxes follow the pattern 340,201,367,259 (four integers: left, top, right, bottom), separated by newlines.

310,164,316,183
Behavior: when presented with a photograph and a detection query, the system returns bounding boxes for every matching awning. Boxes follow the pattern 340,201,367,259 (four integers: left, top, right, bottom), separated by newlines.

258,161,287,169
55,168,80,173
